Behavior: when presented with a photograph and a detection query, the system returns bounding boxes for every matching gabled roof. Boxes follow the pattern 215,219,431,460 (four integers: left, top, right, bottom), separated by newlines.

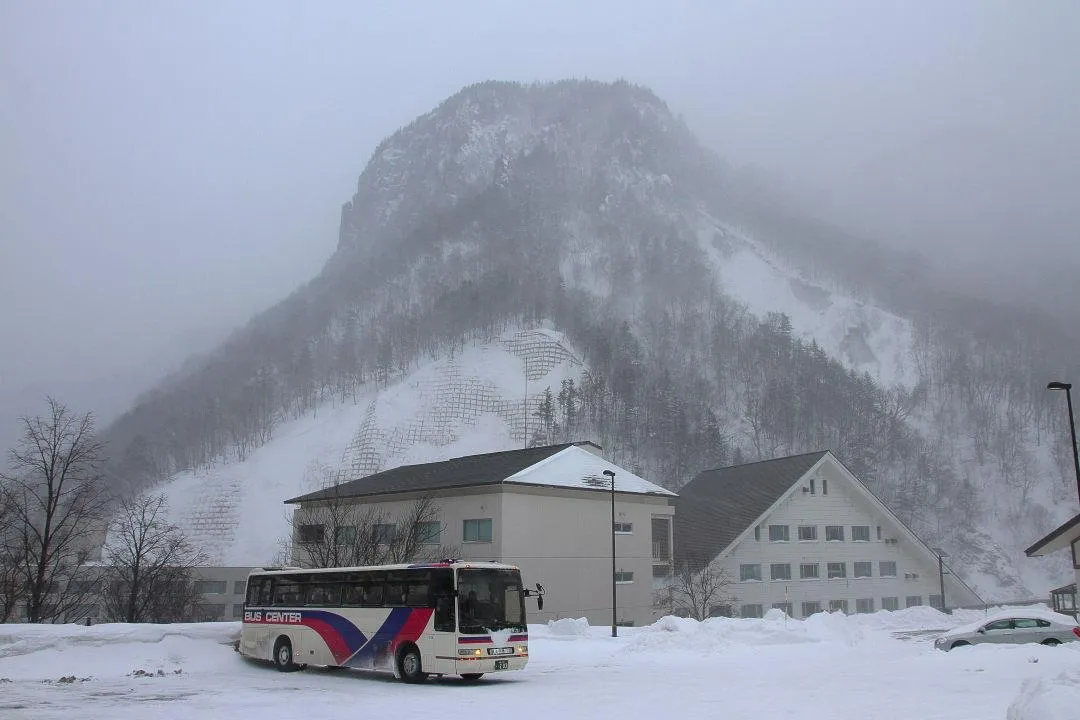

285,441,674,504
1025,512,1080,557
674,451,828,566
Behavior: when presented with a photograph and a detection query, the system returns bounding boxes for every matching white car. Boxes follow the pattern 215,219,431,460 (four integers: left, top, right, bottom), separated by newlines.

933,611,1080,651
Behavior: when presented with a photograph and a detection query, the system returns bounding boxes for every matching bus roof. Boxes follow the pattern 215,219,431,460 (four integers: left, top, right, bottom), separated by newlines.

247,560,521,576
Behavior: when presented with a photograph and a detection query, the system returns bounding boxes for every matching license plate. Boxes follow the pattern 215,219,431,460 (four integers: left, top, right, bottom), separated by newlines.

488,647,514,656
494,660,508,670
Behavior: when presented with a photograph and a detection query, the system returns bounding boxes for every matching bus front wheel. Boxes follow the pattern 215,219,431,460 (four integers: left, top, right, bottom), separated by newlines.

274,637,297,672
396,644,428,683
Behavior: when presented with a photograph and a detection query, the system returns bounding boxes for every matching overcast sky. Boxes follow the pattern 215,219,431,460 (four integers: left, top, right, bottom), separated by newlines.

2,0,1078,442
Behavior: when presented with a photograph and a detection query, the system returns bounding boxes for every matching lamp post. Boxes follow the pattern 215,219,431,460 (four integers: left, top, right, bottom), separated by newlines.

603,469,616,637
933,547,948,614
1047,381,1080,505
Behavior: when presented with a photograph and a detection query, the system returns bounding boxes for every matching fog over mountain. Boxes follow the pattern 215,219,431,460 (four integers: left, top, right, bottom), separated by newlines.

2,2,1079,602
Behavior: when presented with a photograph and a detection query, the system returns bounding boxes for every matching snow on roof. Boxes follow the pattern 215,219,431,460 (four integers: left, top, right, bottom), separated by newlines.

505,445,676,497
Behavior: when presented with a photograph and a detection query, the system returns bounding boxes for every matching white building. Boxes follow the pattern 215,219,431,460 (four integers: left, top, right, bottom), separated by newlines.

1026,511,1080,617
285,441,676,628
675,451,982,618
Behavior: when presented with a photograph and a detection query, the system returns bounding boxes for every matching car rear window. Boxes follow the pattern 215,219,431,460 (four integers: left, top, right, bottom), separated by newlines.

1013,618,1038,629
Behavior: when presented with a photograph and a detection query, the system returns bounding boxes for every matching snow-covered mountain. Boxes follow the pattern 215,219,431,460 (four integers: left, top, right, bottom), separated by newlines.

101,80,1079,598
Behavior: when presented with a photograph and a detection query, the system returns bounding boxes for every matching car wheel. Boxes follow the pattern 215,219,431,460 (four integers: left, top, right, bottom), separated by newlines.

396,644,428,683
1042,638,1061,647
950,640,971,651
274,637,298,672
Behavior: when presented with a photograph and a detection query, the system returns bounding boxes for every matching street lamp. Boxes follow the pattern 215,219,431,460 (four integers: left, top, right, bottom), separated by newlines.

1047,381,1080,505
603,469,616,637
933,548,949,614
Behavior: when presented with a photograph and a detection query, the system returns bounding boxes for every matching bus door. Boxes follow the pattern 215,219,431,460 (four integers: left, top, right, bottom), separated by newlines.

430,569,457,665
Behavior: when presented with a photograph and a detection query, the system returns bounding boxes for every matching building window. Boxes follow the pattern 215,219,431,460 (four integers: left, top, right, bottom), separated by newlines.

829,599,848,614
825,525,845,542
768,525,790,542
194,580,227,595
882,597,899,611
740,564,762,582
233,580,246,596
613,522,633,534
417,521,441,545
709,604,733,618
614,571,634,584
853,561,873,578
856,598,875,614
876,526,882,541
200,603,227,621
905,595,923,608
802,601,822,617
809,478,816,495
772,602,793,616
298,524,325,544
463,518,493,543
771,563,792,581
822,479,828,495
852,526,870,542
879,561,897,577
335,525,357,546
754,526,760,541
827,562,846,579
800,563,820,580
373,523,397,544
740,604,764,619
798,525,817,541
232,603,245,619
930,594,943,610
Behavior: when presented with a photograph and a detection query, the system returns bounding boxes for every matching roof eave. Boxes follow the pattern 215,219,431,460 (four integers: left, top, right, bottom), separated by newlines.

1025,512,1080,557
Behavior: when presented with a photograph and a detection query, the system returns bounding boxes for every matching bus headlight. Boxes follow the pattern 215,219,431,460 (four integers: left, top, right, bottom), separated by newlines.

517,646,528,655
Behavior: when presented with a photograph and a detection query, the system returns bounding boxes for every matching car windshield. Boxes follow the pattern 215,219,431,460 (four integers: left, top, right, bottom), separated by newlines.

457,568,527,634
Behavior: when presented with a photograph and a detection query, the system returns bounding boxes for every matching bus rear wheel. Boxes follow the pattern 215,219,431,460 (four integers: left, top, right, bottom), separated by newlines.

397,644,428,683
274,637,298,672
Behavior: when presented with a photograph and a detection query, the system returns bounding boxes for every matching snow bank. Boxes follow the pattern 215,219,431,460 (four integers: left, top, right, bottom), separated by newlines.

1007,668,1080,720
545,617,590,637
0,622,241,681
624,611,868,655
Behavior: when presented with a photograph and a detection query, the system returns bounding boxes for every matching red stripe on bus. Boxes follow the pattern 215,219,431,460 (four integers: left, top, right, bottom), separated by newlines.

394,608,434,646
302,617,352,664
508,634,528,642
458,636,492,644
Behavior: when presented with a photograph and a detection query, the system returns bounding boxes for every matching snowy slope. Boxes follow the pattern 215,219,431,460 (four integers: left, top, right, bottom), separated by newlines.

698,214,917,389
2,608,1078,719
151,328,586,565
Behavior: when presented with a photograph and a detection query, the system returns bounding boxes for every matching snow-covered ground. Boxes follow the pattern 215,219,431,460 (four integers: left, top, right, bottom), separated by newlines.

1,607,1076,719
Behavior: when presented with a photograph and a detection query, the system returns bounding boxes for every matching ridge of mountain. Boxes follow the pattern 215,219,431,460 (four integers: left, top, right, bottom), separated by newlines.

98,79,1079,598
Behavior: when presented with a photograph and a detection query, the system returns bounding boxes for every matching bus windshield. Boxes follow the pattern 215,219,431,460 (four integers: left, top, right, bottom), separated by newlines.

458,568,527,634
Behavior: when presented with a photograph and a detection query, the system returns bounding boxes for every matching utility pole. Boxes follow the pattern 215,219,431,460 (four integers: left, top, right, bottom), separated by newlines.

604,469,616,637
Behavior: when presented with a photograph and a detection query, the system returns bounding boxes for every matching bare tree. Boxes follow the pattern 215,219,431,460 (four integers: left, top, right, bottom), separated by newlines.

669,557,734,621
288,466,458,568
100,494,208,622
0,481,25,621
2,398,111,622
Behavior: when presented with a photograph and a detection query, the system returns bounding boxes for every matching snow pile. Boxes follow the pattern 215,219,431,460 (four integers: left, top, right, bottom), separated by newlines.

1007,668,1080,720
0,622,240,682
625,611,860,655
546,617,591,637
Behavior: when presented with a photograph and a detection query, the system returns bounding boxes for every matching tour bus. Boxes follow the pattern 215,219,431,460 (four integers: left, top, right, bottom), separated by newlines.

238,560,544,682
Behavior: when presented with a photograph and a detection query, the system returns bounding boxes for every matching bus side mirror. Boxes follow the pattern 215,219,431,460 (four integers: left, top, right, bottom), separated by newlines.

538,595,544,611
